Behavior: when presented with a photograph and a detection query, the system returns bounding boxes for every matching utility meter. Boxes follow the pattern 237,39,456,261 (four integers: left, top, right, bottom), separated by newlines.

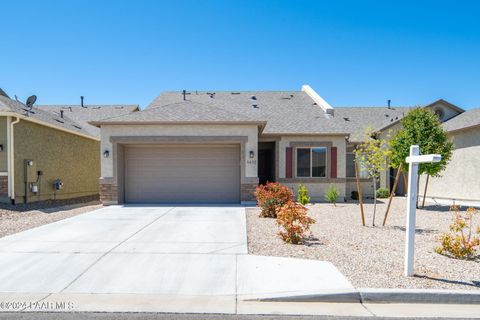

53,179,63,191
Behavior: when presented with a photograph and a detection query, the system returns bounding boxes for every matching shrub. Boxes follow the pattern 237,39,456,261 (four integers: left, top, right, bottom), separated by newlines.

351,191,359,200
255,182,294,218
276,201,316,244
376,188,389,199
435,206,480,260
324,185,339,206
297,184,311,205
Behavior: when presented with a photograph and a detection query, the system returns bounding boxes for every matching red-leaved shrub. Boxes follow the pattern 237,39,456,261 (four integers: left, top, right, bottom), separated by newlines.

255,182,294,218
276,201,316,244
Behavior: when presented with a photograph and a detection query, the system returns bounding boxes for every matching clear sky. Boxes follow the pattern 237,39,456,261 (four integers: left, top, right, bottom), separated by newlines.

1,0,479,109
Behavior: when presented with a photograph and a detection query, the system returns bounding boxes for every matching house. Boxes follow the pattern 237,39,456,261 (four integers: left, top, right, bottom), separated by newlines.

91,85,411,205
377,99,480,207
0,89,138,204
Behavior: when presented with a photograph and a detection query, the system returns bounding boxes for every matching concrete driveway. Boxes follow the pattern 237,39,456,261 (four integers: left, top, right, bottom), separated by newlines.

0,205,354,314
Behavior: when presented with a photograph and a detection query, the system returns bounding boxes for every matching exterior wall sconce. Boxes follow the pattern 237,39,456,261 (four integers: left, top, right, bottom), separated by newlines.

0,144,3,151
249,150,255,159
103,150,110,158
26,160,34,166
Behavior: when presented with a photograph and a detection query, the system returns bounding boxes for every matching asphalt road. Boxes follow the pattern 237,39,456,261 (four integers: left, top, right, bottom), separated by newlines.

0,313,474,320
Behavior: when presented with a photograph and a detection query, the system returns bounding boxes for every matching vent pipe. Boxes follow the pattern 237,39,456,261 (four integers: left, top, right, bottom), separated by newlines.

60,110,64,118
80,96,85,108
387,99,391,109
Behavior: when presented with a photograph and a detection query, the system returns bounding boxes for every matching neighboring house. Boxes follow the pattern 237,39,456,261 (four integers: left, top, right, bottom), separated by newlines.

0,90,138,204
420,107,480,207
91,85,411,205
378,100,480,207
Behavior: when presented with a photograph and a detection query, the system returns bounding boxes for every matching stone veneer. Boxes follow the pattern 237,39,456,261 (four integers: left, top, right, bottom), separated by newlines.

241,178,259,202
0,176,8,198
99,178,117,204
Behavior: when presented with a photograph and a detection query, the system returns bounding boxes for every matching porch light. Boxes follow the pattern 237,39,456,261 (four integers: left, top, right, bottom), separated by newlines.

103,150,110,158
249,150,255,159
0,144,3,151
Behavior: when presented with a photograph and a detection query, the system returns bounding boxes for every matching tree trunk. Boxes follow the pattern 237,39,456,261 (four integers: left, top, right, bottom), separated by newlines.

383,162,403,226
354,160,366,226
421,174,430,208
372,177,377,226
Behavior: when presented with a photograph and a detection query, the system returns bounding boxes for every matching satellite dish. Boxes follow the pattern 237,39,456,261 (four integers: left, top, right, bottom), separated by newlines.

26,95,37,109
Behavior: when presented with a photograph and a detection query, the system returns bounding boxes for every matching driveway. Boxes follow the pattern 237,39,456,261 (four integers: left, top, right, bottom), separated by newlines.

0,205,354,314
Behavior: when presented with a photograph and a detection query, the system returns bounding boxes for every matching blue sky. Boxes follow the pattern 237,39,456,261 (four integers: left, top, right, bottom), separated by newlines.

1,0,479,109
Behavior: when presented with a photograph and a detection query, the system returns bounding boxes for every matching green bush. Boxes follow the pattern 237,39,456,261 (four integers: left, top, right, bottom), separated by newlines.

376,188,390,199
351,191,359,200
324,185,339,206
297,184,311,205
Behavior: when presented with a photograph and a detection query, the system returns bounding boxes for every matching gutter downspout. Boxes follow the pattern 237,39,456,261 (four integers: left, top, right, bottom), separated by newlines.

8,117,20,203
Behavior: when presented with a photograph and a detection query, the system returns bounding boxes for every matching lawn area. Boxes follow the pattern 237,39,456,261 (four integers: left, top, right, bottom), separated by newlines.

247,197,480,290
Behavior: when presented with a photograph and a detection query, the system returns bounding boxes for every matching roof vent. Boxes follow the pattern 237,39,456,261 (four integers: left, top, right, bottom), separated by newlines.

343,117,350,121
182,90,191,100
60,110,64,118
252,104,259,108
72,124,82,129
81,96,85,108
290,94,294,98
207,92,215,98
231,92,240,95
55,119,64,124
251,95,257,100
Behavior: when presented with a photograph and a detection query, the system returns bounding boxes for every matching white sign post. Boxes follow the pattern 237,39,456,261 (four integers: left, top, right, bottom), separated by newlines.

404,145,441,277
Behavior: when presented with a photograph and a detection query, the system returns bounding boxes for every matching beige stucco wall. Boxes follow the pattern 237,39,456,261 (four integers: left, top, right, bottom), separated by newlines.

13,120,100,203
99,124,259,180
0,117,7,172
418,127,480,204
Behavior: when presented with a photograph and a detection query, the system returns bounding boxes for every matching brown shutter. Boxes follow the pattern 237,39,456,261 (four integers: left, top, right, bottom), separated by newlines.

286,147,293,178
330,147,337,179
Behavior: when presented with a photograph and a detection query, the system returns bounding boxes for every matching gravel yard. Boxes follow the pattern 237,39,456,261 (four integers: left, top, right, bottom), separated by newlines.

247,197,480,290
0,199,102,238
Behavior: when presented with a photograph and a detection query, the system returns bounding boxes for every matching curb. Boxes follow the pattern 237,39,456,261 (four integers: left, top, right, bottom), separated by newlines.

254,288,480,304
359,288,480,304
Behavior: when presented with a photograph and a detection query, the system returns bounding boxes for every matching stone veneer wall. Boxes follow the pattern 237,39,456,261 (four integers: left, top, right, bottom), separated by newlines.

99,178,117,204
0,176,8,198
241,178,259,202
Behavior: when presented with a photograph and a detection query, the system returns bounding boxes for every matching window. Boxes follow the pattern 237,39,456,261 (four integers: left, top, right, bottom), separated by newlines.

346,152,369,178
296,147,326,178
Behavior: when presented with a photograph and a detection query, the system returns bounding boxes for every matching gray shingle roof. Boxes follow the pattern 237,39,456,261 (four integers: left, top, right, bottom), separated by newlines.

38,104,139,137
87,90,413,140
91,101,262,124
442,108,480,132
0,96,95,138
139,91,411,138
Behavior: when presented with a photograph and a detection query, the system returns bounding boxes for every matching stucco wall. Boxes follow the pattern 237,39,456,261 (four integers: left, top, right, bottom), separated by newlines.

418,127,480,204
13,120,100,203
100,124,259,180
0,117,7,172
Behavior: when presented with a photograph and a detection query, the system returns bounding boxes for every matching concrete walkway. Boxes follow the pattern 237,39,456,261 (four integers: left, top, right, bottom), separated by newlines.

0,205,354,314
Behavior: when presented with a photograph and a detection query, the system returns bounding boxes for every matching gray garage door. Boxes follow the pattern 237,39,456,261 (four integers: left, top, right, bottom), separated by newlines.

124,145,241,204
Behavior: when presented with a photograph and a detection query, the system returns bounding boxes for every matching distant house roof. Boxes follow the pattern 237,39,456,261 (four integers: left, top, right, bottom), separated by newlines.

94,90,411,140
38,104,139,137
442,108,480,133
0,96,96,140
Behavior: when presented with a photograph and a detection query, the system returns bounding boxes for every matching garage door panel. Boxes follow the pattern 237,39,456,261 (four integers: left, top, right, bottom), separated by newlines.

124,145,241,204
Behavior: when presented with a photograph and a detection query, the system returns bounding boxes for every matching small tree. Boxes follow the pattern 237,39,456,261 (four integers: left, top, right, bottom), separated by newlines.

354,128,391,226
389,108,453,208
